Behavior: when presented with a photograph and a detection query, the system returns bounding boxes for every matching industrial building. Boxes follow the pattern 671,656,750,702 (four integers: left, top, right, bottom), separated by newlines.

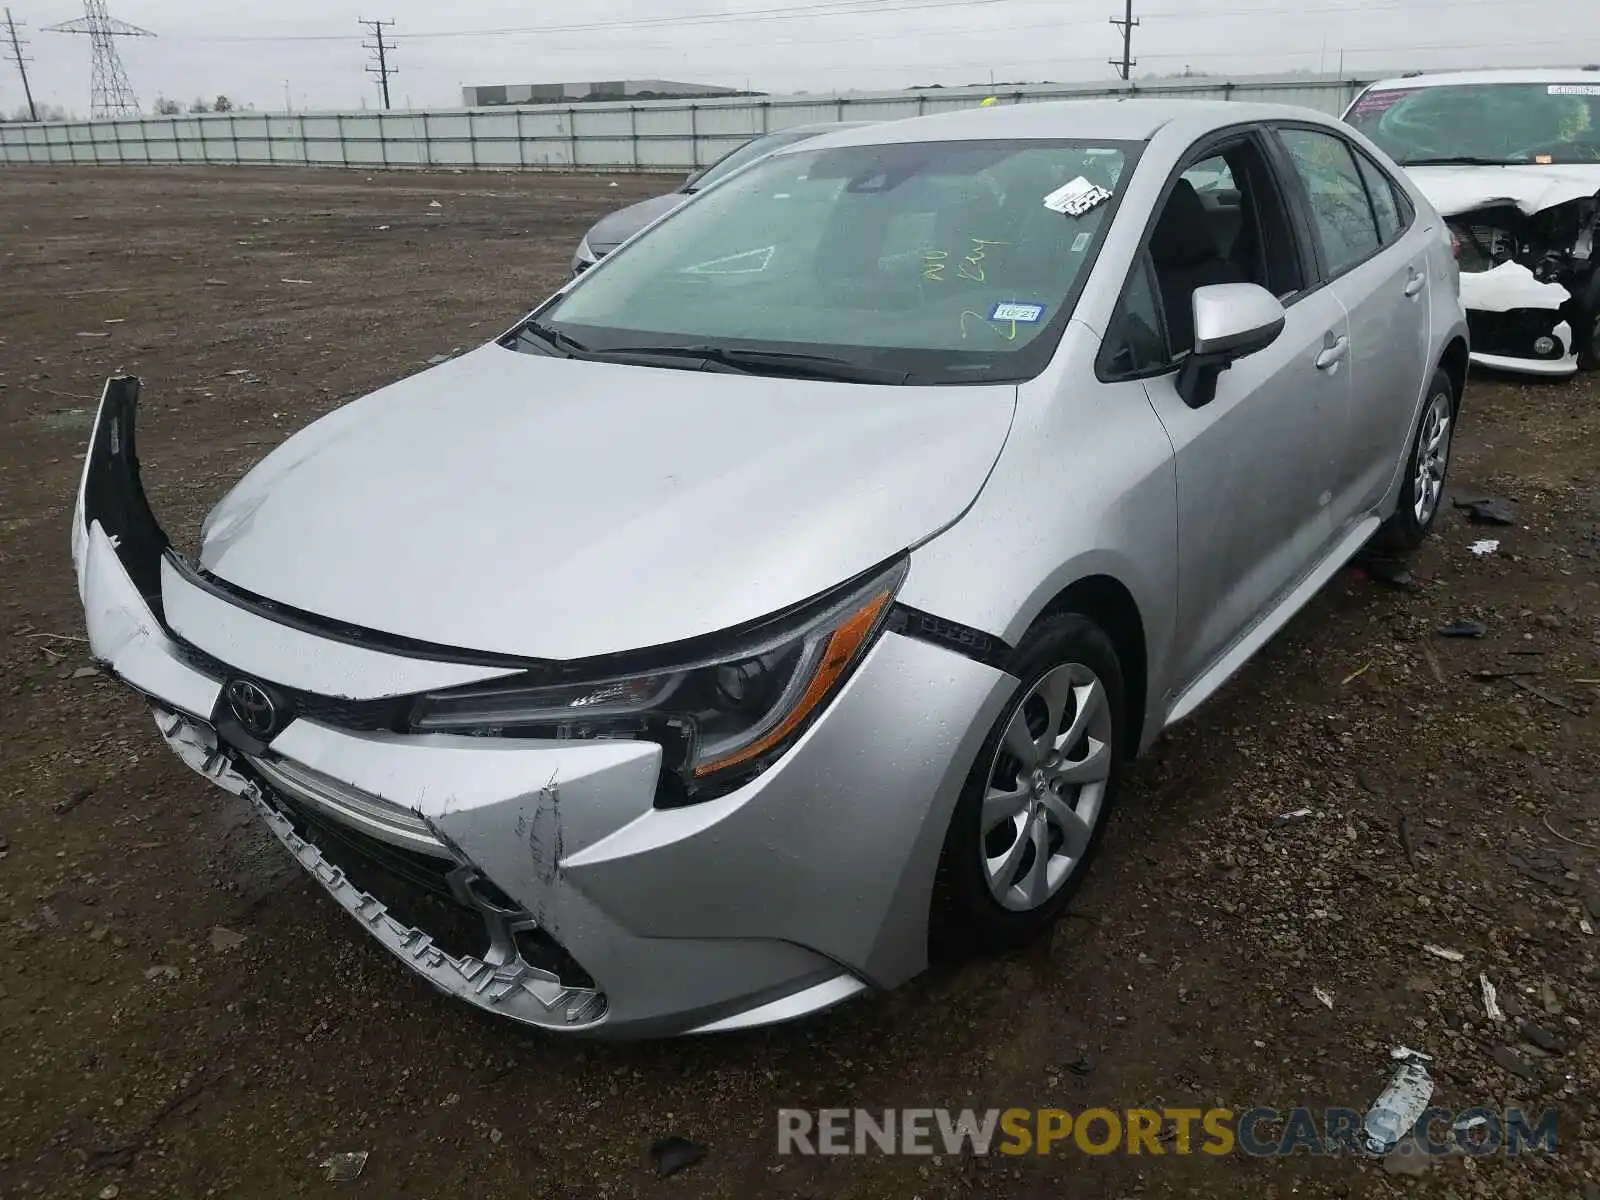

461,80,750,107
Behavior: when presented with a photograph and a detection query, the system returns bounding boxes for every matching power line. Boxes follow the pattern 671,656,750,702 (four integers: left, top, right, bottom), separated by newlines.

150,0,1021,43
360,17,396,109
757,32,1600,78
44,0,153,119
3,6,37,121
152,0,1557,45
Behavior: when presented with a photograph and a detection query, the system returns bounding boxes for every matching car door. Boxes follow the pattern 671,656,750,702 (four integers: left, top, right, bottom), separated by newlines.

1271,125,1433,522
1099,129,1352,694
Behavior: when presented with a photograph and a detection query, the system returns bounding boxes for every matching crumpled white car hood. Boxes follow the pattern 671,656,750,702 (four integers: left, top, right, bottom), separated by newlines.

1407,164,1600,315
1406,163,1600,217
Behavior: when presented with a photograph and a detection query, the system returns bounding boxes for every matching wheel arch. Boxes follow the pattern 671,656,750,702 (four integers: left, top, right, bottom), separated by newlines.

1029,574,1149,758
1438,335,1468,412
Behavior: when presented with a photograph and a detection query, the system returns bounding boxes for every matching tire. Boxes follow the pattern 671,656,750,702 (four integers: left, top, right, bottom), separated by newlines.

930,614,1127,958
1579,283,1600,372
1377,367,1456,554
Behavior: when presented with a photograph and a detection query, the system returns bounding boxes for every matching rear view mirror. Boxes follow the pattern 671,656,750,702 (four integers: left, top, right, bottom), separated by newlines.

1177,283,1286,409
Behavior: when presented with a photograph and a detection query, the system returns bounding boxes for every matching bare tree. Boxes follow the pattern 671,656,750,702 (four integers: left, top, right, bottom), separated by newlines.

190,97,210,113
213,95,234,113
154,96,181,115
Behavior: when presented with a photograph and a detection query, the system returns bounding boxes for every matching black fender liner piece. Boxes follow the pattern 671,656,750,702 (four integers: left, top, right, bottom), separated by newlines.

886,603,1013,672
81,375,170,615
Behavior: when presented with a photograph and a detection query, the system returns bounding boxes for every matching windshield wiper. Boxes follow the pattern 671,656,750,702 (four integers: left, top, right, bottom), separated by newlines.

516,320,592,357
1400,156,1513,167
594,344,912,384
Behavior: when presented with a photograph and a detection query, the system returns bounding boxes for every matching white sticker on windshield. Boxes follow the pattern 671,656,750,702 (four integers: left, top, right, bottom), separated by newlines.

1071,231,1092,253
990,301,1045,324
1043,176,1113,217
1549,84,1600,95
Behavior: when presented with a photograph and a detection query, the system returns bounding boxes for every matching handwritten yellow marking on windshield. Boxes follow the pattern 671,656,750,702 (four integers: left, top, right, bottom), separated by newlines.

925,238,1011,284
957,238,1009,282
961,310,1019,341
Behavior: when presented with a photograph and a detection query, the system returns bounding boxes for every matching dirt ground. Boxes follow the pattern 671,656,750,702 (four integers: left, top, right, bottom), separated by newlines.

1,166,1598,1199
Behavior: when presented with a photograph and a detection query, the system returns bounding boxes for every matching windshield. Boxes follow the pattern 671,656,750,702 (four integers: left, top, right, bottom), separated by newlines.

1346,82,1600,165
534,138,1138,385
687,128,829,192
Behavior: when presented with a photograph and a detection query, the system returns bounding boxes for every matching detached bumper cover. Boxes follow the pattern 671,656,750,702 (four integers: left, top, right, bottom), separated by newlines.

72,378,1013,1036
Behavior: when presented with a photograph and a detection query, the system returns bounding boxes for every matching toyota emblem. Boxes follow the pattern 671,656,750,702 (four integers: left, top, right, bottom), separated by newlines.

226,678,278,738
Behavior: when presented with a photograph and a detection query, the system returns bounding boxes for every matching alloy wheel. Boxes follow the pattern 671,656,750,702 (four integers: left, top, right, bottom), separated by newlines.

980,662,1114,913
1413,389,1452,527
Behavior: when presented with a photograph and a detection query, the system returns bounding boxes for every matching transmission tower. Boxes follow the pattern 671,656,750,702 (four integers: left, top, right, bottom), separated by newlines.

45,0,152,119
360,18,396,110
4,7,38,122
1108,0,1138,81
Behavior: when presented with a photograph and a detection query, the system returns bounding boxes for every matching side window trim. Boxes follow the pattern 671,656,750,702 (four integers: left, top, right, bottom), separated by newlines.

1351,144,1415,244
1094,248,1171,383
1268,121,1392,285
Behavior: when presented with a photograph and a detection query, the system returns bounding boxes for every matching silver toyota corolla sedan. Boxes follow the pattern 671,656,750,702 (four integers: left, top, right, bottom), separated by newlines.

73,99,1468,1038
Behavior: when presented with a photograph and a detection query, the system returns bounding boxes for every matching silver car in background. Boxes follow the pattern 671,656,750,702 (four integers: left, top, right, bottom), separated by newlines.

570,121,875,276
74,99,1467,1038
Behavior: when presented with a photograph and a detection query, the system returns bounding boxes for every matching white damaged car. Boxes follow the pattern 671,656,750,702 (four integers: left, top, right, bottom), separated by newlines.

1345,67,1600,375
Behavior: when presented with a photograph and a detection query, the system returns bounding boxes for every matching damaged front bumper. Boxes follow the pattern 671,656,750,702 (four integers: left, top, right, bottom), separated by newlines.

1446,190,1599,376
72,377,1012,1037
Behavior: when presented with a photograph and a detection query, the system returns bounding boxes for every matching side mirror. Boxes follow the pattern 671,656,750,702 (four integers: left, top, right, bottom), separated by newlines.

682,168,705,191
1176,283,1287,409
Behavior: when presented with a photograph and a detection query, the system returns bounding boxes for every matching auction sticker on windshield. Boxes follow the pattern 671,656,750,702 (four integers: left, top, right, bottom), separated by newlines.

1043,177,1113,217
1549,84,1600,96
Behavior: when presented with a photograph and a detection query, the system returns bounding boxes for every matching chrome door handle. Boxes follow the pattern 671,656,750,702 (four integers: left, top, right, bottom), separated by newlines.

1403,271,1425,297
1315,334,1350,371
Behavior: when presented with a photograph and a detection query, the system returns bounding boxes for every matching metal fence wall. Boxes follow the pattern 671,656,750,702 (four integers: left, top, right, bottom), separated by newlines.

0,75,1371,170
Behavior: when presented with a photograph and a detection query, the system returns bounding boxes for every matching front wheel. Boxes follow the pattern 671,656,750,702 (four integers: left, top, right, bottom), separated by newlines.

930,614,1126,957
1377,367,1455,554
1579,297,1600,372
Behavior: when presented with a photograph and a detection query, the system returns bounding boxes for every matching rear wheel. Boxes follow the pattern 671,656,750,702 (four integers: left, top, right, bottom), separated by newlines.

1377,367,1455,554
931,614,1126,956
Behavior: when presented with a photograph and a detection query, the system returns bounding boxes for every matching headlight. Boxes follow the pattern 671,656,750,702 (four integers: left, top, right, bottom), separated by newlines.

408,558,908,804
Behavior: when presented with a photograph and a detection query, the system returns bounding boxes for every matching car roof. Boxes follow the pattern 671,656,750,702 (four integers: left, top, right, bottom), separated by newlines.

787,98,1344,150
763,120,878,136
1360,67,1600,91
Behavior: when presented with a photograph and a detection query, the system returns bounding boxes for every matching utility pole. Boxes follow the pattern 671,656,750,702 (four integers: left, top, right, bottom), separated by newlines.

1109,0,1138,82
4,7,38,121
359,17,396,110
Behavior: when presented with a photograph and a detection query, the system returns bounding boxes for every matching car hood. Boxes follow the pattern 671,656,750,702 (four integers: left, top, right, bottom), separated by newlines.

586,193,688,252
1405,163,1600,217
197,344,1017,661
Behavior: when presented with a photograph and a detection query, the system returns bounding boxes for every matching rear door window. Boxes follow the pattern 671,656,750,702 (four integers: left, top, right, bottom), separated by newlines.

1276,127,1383,278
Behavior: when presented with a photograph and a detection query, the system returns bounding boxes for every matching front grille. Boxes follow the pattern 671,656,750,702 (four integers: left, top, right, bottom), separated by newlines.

259,778,488,960
242,762,600,992
1466,308,1565,359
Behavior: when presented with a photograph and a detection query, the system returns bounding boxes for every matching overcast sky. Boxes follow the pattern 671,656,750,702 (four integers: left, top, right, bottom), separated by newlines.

3,0,1596,118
